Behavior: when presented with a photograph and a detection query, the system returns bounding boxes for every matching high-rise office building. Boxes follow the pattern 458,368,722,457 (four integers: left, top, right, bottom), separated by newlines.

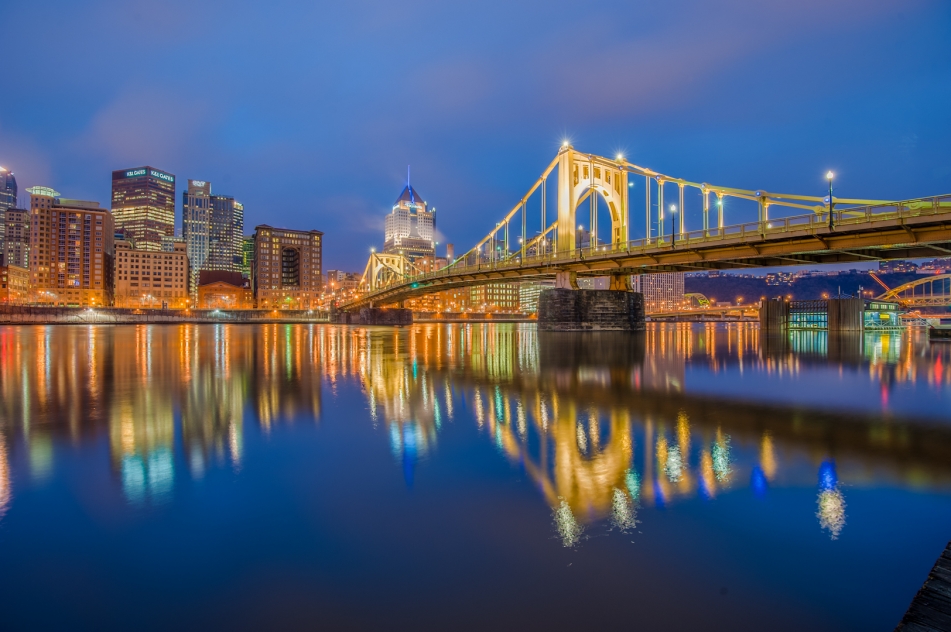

384,175,435,261
182,179,210,285
111,167,176,251
182,179,244,290
0,167,17,260
209,197,243,271
253,225,323,309
4,208,30,269
632,272,685,313
241,236,254,278
28,187,114,306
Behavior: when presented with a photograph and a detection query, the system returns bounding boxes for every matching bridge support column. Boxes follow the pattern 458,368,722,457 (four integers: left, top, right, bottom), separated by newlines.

609,274,632,291
555,271,579,290
759,299,789,331
827,298,864,332
538,288,645,332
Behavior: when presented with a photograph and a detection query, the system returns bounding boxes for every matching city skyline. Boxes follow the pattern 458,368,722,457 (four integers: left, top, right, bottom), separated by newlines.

1,0,949,271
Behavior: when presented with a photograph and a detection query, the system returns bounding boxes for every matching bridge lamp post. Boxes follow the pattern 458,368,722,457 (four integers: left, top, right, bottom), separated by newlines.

826,171,835,231
669,204,678,247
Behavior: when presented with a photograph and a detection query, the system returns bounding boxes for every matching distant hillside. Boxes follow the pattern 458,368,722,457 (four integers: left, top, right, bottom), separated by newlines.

684,272,922,304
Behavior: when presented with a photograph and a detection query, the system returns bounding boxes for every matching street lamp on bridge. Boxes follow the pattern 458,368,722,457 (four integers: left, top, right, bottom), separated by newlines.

826,171,835,231
669,204,678,247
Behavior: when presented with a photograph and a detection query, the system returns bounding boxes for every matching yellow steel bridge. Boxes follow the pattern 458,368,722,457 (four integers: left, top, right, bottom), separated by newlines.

345,145,951,309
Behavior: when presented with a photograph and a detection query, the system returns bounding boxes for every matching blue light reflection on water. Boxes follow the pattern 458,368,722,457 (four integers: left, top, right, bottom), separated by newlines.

0,322,948,630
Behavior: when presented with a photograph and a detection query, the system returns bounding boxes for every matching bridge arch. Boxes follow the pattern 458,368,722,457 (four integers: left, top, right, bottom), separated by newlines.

557,147,629,252
361,253,421,293
878,273,951,306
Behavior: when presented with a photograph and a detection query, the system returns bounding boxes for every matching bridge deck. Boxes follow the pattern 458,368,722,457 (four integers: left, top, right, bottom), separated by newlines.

346,195,951,309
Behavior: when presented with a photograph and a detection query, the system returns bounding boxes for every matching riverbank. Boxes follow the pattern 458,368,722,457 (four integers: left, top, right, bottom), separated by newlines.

0,306,330,325
0,306,538,325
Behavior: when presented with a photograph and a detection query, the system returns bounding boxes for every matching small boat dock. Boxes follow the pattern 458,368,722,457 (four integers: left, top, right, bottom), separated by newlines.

897,541,951,631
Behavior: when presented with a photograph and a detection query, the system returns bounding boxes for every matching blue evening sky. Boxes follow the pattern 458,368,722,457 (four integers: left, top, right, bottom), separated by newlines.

2,0,949,272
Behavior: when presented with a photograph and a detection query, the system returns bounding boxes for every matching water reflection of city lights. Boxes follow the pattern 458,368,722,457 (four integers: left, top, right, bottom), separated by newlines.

712,433,733,483
817,460,846,539
665,446,684,483
0,432,10,520
553,498,583,547
0,322,948,548
612,488,637,531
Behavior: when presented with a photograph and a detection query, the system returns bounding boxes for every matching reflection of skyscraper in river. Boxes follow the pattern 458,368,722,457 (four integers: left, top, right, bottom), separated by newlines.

0,323,948,533
0,324,323,502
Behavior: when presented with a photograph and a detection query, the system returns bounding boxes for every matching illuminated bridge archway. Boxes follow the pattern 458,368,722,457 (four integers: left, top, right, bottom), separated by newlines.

878,274,951,307
343,145,951,310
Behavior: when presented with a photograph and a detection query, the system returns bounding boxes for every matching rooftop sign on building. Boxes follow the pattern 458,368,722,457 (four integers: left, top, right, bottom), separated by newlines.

113,167,176,183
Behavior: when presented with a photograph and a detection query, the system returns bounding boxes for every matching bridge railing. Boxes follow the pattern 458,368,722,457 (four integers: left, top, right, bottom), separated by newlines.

357,194,951,300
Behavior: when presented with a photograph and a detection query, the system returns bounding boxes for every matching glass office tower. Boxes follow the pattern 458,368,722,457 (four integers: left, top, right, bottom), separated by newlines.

111,167,176,252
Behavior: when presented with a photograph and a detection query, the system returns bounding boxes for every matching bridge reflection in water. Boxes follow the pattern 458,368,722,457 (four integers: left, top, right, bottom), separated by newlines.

336,322,951,543
0,322,948,543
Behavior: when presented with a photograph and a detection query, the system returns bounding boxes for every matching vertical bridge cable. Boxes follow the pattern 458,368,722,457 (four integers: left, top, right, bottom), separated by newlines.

521,201,526,260
590,157,596,252
678,183,685,237
504,218,509,259
541,177,547,239
703,188,710,236
645,174,651,245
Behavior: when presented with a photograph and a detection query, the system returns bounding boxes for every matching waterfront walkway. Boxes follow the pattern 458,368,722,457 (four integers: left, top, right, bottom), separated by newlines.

0,306,330,325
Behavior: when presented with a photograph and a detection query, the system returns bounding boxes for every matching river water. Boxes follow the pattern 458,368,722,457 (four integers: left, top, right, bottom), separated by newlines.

0,322,949,630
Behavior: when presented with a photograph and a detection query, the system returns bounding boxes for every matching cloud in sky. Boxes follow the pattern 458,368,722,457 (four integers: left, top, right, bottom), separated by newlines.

2,0,948,270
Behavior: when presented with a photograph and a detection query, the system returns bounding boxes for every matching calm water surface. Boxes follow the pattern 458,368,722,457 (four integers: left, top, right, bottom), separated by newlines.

0,322,950,630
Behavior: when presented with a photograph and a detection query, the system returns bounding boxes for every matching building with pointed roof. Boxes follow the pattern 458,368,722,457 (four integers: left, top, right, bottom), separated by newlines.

383,171,435,262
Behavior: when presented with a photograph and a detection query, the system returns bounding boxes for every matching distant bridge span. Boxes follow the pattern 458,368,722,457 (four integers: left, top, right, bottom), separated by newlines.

343,146,951,309
877,274,951,307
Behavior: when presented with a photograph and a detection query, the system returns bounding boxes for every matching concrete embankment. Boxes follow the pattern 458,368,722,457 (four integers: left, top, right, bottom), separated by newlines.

0,306,330,325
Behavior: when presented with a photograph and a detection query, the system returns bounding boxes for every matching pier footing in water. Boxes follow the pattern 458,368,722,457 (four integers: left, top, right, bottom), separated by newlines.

537,289,645,332
332,307,413,326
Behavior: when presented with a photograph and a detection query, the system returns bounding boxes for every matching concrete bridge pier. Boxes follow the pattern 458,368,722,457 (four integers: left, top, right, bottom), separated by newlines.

759,299,790,331
331,307,413,326
555,271,578,289
537,278,645,332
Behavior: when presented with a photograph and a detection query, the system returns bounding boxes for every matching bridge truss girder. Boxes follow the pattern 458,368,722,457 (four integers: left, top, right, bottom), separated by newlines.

361,252,423,294
347,145,951,310
345,210,951,309
877,273,951,306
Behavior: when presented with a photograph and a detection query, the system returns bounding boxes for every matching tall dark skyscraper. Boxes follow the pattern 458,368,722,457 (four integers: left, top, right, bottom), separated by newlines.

111,167,176,252
0,167,18,263
182,179,244,290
